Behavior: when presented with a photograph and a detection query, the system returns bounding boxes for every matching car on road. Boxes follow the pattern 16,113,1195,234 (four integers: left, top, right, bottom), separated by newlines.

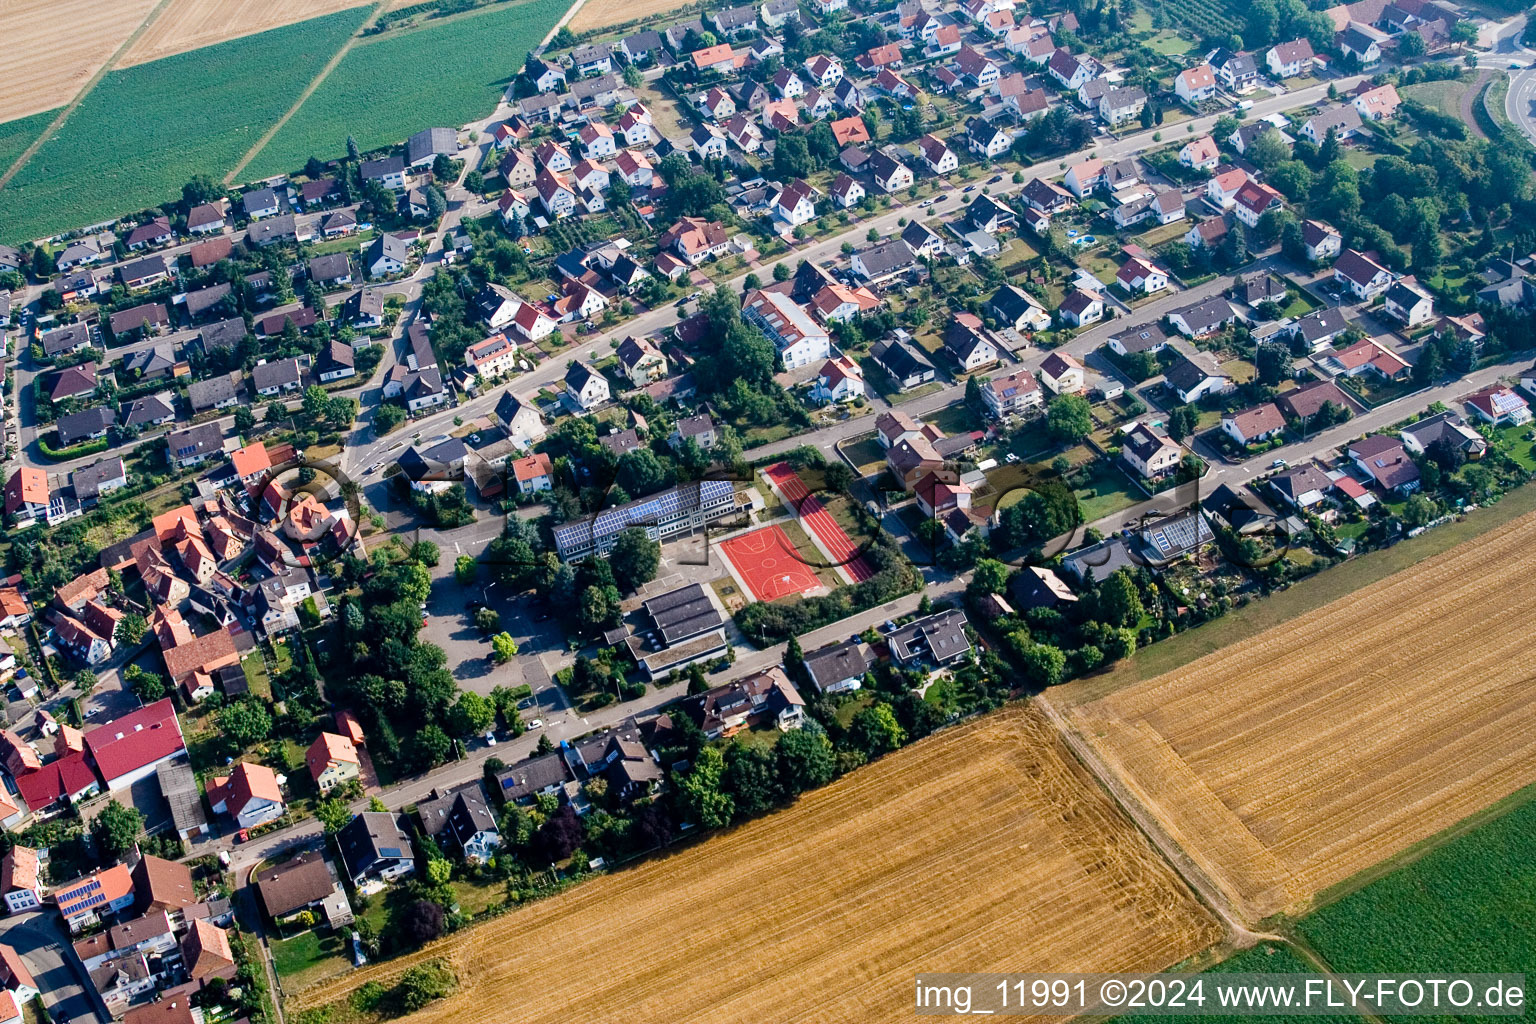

1271,458,1288,469
675,296,690,307
963,185,976,192
988,174,1003,183
526,719,544,730
1005,452,1020,463
84,707,100,718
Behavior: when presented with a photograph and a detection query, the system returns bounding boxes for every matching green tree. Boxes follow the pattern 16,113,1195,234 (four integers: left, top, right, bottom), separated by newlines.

1167,404,1199,440
970,558,1009,595
1095,570,1144,628
115,613,147,646
474,606,501,633
448,691,496,735
317,798,352,833
399,563,432,605
234,406,257,435
490,632,519,663
1046,393,1093,442
411,725,452,770
850,702,906,757
1015,639,1067,686
609,527,661,592
454,555,477,585
91,800,144,860
775,722,836,792
219,700,272,749
374,403,406,434
409,540,440,567
677,746,734,828
346,135,361,162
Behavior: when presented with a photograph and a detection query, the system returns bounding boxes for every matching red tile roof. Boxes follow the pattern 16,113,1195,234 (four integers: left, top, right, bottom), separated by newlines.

84,699,185,785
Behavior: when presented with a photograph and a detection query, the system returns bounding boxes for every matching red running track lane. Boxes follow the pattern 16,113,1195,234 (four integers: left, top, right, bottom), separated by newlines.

764,462,875,582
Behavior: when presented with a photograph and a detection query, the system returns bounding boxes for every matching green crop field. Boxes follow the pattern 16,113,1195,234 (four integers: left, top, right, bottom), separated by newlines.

242,0,569,180
0,109,59,178
1117,944,1366,1024
0,7,371,244
1297,793,1536,998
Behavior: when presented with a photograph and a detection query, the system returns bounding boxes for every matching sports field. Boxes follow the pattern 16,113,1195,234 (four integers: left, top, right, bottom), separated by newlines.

764,462,875,582
293,707,1221,1022
1061,508,1536,922
720,525,823,602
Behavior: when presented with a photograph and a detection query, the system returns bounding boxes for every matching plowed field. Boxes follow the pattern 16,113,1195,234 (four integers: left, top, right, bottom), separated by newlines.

295,706,1220,1023
1064,508,1536,922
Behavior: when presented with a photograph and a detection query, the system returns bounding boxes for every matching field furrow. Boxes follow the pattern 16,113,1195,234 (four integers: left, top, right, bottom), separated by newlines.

295,707,1220,1023
1066,507,1536,921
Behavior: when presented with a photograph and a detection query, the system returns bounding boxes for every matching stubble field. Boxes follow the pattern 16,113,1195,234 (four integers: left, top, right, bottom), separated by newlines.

1062,508,1536,923
119,0,378,65
295,706,1220,1023
0,0,161,122
569,0,698,31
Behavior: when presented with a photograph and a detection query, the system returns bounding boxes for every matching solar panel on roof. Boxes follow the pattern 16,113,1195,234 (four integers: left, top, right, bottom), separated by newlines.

379,846,403,858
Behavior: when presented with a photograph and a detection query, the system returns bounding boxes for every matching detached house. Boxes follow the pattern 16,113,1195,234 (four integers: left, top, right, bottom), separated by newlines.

207,761,285,830
1333,249,1394,300
1174,64,1217,106
1122,421,1182,479
1267,38,1316,78
306,732,362,793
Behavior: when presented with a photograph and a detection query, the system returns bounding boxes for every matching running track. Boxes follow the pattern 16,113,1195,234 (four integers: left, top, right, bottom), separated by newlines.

764,462,875,582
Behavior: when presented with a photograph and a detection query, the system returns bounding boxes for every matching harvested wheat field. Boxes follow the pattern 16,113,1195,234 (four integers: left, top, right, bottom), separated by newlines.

1063,508,1536,924
119,0,371,65
0,0,161,121
297,707,1219,1023
569,0,697,32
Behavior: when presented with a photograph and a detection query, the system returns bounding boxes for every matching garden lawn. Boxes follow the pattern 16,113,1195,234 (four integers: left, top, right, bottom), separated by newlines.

1401,79,1469,120
0,8,371,244
270,927,351,990
1298,793,1536,1011
1492,423,1536,471
243,0,570,179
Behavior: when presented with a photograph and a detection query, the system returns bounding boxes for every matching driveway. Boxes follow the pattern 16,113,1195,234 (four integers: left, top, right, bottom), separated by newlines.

0,911,103,1023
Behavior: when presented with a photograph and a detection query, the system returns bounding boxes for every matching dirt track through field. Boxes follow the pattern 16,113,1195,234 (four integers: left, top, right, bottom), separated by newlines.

1063,507,1536,922
296,707,1220,1023
0,0,161,123
119,0,374,65
0,0,176,191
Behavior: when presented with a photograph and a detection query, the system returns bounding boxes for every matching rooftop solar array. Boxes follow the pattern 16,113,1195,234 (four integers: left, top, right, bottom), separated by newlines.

1145,512,1212,556
554,478,735,554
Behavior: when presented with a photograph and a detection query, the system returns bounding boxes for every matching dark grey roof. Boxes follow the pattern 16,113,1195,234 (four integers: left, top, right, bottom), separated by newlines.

643,583,724,645
156,759,208,840
123,343,177,376
337,811,412,881
856,239,916,278
1060,535,1138,582
967,194,1014,230
1291,306,1347,345
1171,296,1237,333
1201,482,1274,533
57,407,117,446
344,288,384,320
570,73,622,102
1164,351,1221,394
802,639,872,691
308,253,351,282
247,215,297,246
872,337,935,378
622,29,664,53
252,358,301,391
886,609,971,664
188,372,242,411
121,393,176,428
417,781,498,847
40,322,92,356
256,851,336,917
1111,322,1169,353
165,421,224,460
360,155,405,179
406,127,457,165
496,752,573,802
184,282,233,318
71,457,127,501
243,188,278,214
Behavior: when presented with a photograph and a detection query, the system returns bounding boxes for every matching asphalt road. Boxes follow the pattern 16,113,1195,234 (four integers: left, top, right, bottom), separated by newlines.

0,911,103,1024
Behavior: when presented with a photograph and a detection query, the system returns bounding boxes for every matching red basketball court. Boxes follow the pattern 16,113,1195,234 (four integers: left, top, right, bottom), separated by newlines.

720,525,823,602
